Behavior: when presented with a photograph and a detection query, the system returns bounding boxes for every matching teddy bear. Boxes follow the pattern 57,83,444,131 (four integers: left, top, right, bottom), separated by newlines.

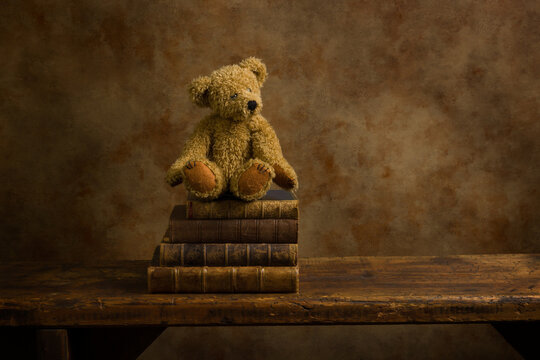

165,57,298,201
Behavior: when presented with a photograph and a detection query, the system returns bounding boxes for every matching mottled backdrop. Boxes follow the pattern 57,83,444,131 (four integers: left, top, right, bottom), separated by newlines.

1,0,538,358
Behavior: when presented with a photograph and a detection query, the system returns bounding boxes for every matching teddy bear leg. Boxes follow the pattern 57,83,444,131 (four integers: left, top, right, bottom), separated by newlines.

230,159,275,201
182,160,226,200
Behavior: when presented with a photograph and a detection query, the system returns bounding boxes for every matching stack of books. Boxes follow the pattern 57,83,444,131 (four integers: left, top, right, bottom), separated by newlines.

147,190,299,293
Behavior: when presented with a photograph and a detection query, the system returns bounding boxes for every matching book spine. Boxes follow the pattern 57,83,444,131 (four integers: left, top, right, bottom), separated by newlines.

167,219,298,244
148,266,299,293
159,243,297,267
186,200,299,219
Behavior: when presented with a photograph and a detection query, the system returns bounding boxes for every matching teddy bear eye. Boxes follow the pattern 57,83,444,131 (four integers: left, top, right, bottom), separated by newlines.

230,93,238,99
248,88,252,92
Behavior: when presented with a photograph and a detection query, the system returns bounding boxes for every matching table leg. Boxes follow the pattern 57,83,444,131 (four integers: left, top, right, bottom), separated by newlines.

68,327,166,359
492,322,539,360
37,329,70,360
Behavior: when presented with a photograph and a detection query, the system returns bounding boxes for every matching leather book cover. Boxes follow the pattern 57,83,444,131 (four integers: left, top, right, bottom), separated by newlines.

159,243,297,266
147,266,299,293
166,207,298,244
186,190,299,219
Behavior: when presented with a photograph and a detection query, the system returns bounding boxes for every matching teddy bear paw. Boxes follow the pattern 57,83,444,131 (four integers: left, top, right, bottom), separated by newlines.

237,162,272,196
166,169,183,187
272,164,297,190
183,161,216,194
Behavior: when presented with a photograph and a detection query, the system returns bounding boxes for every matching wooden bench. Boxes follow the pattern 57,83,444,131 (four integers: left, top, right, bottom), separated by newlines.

0,254,538,359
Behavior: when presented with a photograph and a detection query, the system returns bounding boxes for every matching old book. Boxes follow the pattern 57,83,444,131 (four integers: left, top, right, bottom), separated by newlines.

147,266,299,293
159,243,297,267
186,190,298,219
165,206,298,243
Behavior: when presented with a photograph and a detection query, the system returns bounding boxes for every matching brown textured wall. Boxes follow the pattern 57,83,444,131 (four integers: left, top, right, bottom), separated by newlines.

1,0,537,358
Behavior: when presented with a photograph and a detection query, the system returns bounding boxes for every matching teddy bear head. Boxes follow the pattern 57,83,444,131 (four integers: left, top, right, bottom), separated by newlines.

188,57,267,122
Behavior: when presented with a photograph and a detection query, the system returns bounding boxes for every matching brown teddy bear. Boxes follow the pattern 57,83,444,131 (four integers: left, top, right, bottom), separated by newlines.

166,57,298,201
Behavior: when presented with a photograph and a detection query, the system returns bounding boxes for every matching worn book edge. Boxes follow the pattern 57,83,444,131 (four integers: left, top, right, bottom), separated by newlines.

186,190,299,219
166,215,299,244
159,243,298,267
147,266,299,293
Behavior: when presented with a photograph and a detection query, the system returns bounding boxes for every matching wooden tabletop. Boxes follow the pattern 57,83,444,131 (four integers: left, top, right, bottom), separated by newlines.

0,254,538,326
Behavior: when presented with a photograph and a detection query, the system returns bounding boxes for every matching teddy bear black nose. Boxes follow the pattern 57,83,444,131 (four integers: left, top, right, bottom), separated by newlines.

247,100,258,111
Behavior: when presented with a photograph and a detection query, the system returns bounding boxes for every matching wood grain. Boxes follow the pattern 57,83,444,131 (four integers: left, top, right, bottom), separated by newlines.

0,254,538,326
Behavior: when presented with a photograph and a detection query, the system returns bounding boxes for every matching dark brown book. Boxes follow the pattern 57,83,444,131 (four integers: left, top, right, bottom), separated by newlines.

164,206,298,244
159,243,297,267
186,190,299,219
147,266,299,293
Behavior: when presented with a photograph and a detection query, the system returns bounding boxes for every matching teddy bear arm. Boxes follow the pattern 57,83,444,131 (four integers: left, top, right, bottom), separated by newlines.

251,117,284,161
166,119,212,186
251,118,298,191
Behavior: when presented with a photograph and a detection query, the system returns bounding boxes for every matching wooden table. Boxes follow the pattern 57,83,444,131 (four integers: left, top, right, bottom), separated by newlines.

1,254,539,359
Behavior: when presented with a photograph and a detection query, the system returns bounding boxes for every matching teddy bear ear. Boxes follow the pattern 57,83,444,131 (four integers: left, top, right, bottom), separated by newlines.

239,57,267,85
188,75,211,107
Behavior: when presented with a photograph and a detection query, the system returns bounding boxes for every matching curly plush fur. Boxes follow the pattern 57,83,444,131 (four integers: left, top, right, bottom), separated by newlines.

166,57,298,201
